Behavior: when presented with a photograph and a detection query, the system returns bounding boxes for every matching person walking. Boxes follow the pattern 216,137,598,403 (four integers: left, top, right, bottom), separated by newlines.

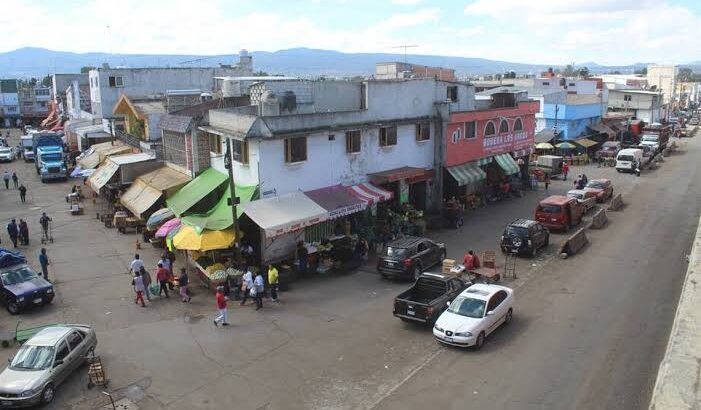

6,219,18,248
18,184,26,203
544,173,550,190
155,263,170,298
2,170,10,189
11,172,17,189
131,271,146,308
158,254,174,290
239,268,254,306
581,173,589,186
130,254,145,275
297,241,308,275
254,271,264,311
213,286,229,327
18,219,28,246
178,268,191,303
38,248,49,281
139,266,152,301
39,213,51,242
268,264,279,303
562,162,570,181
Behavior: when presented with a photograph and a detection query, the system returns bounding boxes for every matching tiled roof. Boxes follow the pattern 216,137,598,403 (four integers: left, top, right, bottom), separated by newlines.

159,114,194,133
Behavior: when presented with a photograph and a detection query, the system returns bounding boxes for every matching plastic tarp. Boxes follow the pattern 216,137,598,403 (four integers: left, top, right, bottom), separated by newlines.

446,162,487,186
181,184,257,233
120,167,192,219
87,160,120,192
166,168,228,217
173,225,236,251
574,138,599,148
78,144,131,169
345,183,393,206
305,185,366,219
0,248,26,268
135,167,191,195
146,208,175,229
155,218,181,238
495,153,520,175
240,192,329,238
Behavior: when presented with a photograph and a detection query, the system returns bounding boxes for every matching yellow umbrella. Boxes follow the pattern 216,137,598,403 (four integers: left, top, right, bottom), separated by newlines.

172,225,236,251
536,142,554,150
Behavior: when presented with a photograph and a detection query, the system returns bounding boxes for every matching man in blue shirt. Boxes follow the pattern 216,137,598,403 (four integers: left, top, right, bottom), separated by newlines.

38,248,50,281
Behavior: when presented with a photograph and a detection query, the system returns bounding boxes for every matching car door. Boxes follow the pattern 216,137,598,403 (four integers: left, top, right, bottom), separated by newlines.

52,340,72,385
65,331,86,373
449,278,465,300
484,292,506,335
414,242,430,267
426,241,441,267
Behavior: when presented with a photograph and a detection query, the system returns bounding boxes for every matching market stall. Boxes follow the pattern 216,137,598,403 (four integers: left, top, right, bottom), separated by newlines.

166,168,228,217
119,166,192,220
87,153,159,194
77,141,132,170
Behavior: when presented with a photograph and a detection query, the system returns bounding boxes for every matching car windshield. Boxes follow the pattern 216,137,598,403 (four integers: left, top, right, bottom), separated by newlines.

0,148,10,153
603,146,617,151
1,266,38,286
538,204,561,214
642,136,658,142
618,155,634,162
586,181,605,189
383,247,407,258
505,226,528,236
448,296,486,318
568,192,584,200
10,345,55,371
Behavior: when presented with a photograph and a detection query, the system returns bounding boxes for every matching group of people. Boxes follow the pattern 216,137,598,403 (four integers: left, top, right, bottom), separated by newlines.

4,213,52,248
129,252,186,307
574,173,589,190
213,264,280,327
2,169,27,202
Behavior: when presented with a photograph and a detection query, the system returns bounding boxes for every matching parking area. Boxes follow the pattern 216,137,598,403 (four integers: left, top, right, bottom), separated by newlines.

0,127,693,409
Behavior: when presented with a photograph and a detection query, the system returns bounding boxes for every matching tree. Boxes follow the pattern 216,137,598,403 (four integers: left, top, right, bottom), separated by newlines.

634,67,647,75
41,75,51,87
609,70,622,75
253,70,269,76
578,67,590,78
561,64,576,77
80,66,94,74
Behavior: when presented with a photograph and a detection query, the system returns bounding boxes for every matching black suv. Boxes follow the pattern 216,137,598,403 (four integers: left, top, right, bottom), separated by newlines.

377,236,446,281
500,219,549,257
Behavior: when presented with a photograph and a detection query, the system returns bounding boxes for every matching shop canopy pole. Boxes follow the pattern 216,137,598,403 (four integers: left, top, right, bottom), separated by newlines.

225,138,242,265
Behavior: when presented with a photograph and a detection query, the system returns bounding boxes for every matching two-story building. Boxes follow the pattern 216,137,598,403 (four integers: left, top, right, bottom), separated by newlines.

19,85,51,125
0,79,20,127
51,73,89,116
445,91,538,199
540,94,604,140
607,89,663,123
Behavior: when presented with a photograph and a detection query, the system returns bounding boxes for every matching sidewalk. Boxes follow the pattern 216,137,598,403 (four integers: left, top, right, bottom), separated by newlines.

649,212,701,409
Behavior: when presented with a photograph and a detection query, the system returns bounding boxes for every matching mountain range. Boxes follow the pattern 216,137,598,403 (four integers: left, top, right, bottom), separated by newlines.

0,47,652,79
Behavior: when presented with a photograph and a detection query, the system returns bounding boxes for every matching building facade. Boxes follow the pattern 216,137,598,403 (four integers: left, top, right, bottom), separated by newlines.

607,89,663,123
647,64,678,107
0,79,20,127
52,73,89,116
19,85,51,123
375,62,456,82
541,94,604,140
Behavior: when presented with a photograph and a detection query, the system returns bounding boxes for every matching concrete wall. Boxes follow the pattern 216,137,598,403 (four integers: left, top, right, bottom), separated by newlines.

647,65,677,104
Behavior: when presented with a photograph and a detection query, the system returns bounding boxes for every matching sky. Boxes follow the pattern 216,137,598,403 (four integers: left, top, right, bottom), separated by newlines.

0,0,699,65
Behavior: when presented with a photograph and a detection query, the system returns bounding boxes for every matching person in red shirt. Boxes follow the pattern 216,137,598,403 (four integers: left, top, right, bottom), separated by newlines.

213,286,229,327
155,263,170,298
563,162,570,181
463,251,475,270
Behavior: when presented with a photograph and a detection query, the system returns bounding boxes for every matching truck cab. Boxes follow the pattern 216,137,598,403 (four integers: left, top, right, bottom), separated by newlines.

36,146,67,183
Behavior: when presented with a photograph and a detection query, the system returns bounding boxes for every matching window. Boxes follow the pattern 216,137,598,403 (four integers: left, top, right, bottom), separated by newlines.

66,331,83,350
35,89,50,96
465,121,476,139
55,341,70,362
108,76,124,87
499,119,509,133
284,136,307,163
484,121,496,136
415,122,430,141
542,81,550,86
569,83,576,87
345,130,361,154
513,118,523,131
447,86,458,102
360,83,367,110
6,106,16,112
39,101,47,108
209,133,222,154
379,126,397,147
624,94,632,102
23,101,33,106
232,139,249,164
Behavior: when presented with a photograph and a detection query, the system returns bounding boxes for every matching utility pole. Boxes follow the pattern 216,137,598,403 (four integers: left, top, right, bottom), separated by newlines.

392,45,418,64
224,138,242,263
553,104,559,135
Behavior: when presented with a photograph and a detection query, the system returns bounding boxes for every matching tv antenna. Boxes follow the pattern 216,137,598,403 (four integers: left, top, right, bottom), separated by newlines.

393,45,418,63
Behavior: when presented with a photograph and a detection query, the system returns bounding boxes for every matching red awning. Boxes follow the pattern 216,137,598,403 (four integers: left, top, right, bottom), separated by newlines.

346,183,393,206
305,184,367,219
368,166,433,185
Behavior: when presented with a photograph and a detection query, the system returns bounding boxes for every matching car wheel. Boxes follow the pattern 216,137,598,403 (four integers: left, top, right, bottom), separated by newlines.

475,332,485,350
412,266,422,281
544,235,550,247
500,246,507,254
6,301,20,315
530,246,537,258
504,308,513,325
41,384,55,405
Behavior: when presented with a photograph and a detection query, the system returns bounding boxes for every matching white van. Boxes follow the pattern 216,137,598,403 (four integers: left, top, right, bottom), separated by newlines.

616,148,643,173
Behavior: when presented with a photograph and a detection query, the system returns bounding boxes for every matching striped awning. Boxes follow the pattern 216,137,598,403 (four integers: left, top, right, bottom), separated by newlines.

346,183,393,206
446,162,486,186
495,153,520,175
475,157,492,167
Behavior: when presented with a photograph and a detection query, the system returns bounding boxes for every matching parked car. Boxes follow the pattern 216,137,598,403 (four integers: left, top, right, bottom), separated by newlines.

433,283,514,349
584,179,614,202
0,325,97,407
0,264,54,314
535,195,584,232
689,118,699,126
639,134,661,154
393,273,471,324
596,141,622,159
615,148,643,174
499,219,549,257
377,236,446,281
0,147,15,162
566,189,597,212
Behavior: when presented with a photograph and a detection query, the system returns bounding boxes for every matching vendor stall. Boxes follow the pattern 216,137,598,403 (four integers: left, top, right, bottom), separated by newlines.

119,166,192,219
166,168,228,217
87,153,159,193
77,141,132,170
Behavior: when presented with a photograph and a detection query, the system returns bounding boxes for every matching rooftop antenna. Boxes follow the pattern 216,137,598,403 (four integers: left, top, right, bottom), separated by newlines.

392,45,418,64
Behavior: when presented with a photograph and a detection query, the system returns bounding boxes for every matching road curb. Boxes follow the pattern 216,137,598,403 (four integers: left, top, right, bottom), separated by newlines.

649,212,701,409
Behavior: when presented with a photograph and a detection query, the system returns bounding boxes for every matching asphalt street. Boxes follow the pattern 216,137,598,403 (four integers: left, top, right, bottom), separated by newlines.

0,129,696,410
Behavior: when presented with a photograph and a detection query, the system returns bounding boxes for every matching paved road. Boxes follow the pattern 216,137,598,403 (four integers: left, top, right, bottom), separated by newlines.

0,128,695,410
373,137,701,410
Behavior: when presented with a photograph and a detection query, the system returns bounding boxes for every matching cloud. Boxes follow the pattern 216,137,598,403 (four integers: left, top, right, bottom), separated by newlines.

384,8,441,29
391,0,422,5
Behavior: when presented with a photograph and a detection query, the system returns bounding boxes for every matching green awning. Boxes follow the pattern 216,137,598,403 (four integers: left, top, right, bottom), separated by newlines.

446,162,486,186
495,153,520,175
475,157,492,167
181,184,257,233
166,168,228,216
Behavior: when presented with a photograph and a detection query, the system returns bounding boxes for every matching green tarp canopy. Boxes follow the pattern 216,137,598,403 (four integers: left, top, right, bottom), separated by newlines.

166,168,228,217
181,184,257,233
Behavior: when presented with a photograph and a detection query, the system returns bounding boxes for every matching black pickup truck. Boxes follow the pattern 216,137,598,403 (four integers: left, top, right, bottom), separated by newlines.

393,273,470,324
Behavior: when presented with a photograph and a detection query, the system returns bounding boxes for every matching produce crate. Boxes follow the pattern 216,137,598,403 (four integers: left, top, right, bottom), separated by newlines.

482,251,496,269
442,259,456,273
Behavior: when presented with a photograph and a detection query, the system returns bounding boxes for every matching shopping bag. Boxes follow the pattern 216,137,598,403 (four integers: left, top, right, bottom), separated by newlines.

249,287,257,297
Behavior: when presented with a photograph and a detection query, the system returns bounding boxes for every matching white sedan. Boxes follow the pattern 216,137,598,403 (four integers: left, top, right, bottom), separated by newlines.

433,283,514,349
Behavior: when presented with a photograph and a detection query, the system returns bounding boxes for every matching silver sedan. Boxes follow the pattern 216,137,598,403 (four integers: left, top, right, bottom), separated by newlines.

0,325,97,408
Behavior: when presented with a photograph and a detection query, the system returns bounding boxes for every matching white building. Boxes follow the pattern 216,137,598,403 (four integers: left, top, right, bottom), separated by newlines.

607,89,663,123
0,79,20,127
202,78,475,210
647,64,678,106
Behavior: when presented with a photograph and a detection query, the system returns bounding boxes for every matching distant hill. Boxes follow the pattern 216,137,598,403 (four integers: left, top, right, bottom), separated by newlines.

0,47,649,79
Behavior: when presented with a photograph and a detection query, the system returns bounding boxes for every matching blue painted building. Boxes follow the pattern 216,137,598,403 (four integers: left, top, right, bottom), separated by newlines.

542,94,604,140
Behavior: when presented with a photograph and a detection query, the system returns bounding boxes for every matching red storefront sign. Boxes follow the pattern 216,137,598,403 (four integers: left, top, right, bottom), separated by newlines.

445,101,539,167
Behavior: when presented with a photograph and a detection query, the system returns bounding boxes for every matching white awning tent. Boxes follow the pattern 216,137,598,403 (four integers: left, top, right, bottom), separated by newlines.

240,192,329,238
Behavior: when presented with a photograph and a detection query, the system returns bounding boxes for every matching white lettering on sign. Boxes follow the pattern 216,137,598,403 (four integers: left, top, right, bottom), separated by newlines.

483,131,529,150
